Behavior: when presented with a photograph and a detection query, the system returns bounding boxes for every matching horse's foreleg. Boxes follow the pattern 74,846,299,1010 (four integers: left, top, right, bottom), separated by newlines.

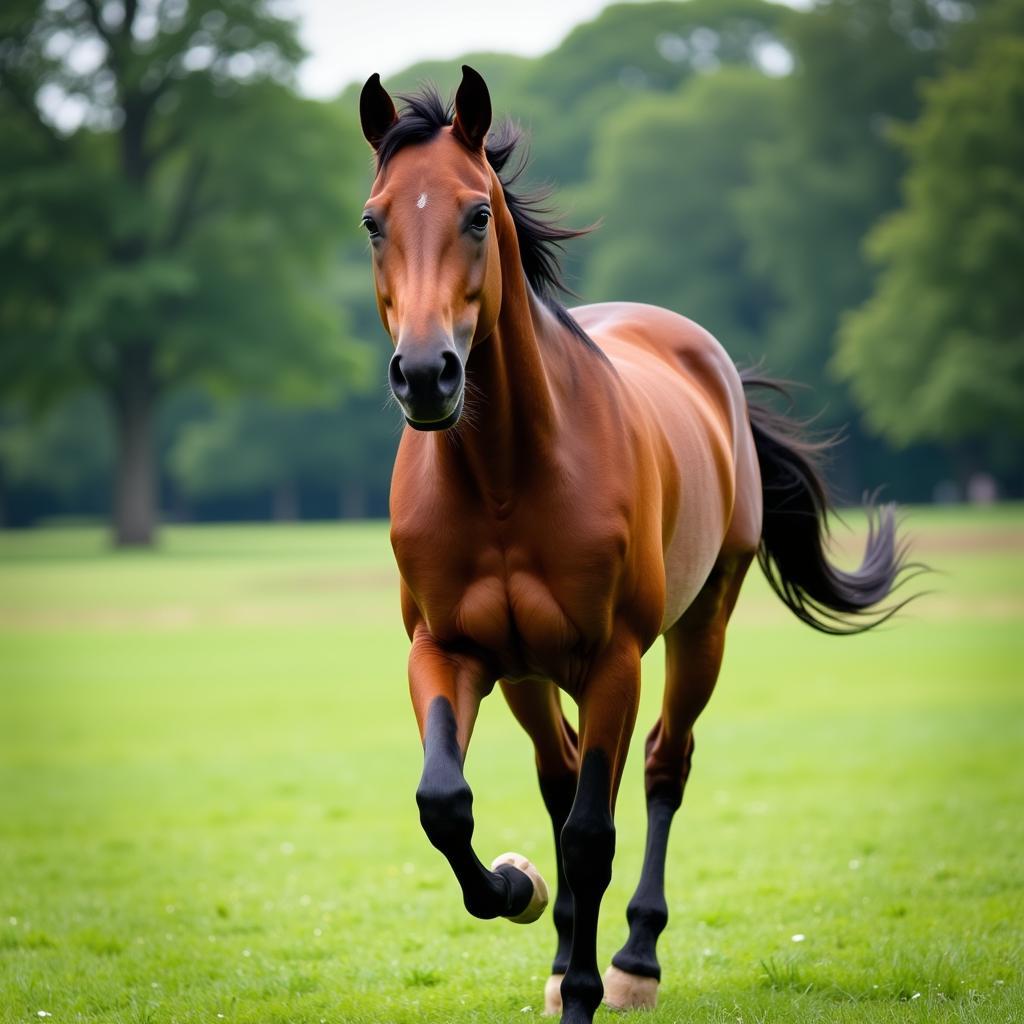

410,631,548,923
558,636,642,1024
605,556,751,1011
500,680,579,1014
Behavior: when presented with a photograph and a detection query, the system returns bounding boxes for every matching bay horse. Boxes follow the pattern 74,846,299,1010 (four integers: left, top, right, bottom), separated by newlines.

358,66,910,1024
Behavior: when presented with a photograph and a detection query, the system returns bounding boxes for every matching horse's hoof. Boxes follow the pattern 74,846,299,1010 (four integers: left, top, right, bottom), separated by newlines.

602,965,659,1011
543,973,564,1016
490,851,549,924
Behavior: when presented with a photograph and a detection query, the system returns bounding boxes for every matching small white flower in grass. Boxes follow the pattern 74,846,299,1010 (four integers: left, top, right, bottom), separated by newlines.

911,992,921,1000
791,934,805,943
520,1007,532,1013
242,949,251,957
37,1013,51,1019
995,979,1005,986
217,1015,225,1019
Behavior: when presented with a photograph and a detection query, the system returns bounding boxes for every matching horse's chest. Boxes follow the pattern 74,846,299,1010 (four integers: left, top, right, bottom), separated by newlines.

396,521,619,678
455,570,585,678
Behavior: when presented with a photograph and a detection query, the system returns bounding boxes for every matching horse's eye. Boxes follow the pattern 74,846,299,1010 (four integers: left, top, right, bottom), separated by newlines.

469,209,490,232
362,215,381,238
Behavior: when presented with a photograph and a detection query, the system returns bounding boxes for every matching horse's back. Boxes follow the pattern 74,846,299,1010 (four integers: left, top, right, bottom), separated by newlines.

572,301,763,628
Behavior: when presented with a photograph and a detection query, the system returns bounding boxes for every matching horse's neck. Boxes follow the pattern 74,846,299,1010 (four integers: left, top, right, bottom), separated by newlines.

445,287,569,503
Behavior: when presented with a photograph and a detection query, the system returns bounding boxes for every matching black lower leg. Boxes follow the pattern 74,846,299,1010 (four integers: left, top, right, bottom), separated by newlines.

609,780,682,979
538,772,576,974
416,697,534,919
559,750,615,1024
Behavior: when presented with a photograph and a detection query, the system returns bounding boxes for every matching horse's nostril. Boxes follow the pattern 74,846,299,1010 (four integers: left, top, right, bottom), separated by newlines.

438,350,463,396
389,353,410,398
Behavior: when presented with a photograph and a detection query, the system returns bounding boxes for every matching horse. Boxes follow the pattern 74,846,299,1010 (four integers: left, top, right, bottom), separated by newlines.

357,65,911,1024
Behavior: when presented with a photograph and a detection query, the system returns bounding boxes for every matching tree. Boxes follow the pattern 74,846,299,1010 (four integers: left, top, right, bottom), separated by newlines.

0,1,362,545
0,393,112,525
836,37,1024,455
168,394,398,522
582,69,783,357
519,0,789,190
736,0,959,416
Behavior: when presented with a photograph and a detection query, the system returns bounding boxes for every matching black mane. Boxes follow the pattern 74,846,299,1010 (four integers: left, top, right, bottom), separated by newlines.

374,85,602,354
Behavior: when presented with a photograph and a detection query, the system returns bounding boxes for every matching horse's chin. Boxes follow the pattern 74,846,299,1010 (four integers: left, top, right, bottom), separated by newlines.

404,393,465,432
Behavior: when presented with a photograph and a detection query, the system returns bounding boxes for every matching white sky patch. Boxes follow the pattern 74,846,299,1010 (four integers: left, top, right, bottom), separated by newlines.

416,192,428,209
295,0,808,99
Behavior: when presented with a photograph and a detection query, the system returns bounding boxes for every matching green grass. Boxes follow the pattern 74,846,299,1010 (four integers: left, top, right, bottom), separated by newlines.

0,507,1021,1023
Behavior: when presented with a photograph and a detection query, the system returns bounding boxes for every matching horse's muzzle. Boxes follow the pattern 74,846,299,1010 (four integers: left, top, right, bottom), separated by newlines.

389,346,465,430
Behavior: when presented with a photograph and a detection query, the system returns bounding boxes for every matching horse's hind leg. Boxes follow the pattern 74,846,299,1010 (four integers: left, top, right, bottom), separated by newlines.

604,554,751,1011
500,680,579,1015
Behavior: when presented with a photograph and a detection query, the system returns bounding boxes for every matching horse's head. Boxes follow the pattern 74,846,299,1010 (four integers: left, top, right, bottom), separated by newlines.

359,66,500,431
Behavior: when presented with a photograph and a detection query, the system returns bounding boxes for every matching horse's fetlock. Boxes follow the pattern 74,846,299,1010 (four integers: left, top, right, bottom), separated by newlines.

625,899,668,936
560,969,604,1021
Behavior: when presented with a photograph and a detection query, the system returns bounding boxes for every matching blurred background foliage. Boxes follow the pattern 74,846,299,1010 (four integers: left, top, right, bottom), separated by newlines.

1,0,1022,543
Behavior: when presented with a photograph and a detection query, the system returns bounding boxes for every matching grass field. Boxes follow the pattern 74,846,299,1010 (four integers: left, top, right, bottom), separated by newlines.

1,507,1022,1024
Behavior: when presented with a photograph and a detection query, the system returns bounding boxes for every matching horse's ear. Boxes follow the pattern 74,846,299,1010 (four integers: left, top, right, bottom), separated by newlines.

360,73,398,150
452,65,491,151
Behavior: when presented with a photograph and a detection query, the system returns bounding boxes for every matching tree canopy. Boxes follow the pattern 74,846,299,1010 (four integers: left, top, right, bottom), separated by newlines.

582,69,783,358
0,0,364,542
837,35,1024,447
2,0,1021,530
735,1,957,409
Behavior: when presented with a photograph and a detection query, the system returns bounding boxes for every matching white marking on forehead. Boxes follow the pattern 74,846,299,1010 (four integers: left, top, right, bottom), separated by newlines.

416,192,428,209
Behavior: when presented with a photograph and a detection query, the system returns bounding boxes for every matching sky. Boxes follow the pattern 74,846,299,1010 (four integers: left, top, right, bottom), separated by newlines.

293,0,807,99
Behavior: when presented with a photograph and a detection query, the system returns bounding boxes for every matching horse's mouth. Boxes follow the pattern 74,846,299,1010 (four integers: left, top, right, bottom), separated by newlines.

404,392,465,432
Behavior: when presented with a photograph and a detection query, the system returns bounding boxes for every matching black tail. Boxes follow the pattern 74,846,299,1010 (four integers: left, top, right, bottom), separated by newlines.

741,370,918,635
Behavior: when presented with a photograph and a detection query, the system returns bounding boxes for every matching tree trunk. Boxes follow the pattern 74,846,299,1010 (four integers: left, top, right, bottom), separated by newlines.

339,480,367,520
272,481,299,522
112,354,158,547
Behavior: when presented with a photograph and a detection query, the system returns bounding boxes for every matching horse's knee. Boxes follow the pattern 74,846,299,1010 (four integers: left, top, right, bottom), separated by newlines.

416,776,473,852
561,814,615,892
417,696,475,851
560,751,615,895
